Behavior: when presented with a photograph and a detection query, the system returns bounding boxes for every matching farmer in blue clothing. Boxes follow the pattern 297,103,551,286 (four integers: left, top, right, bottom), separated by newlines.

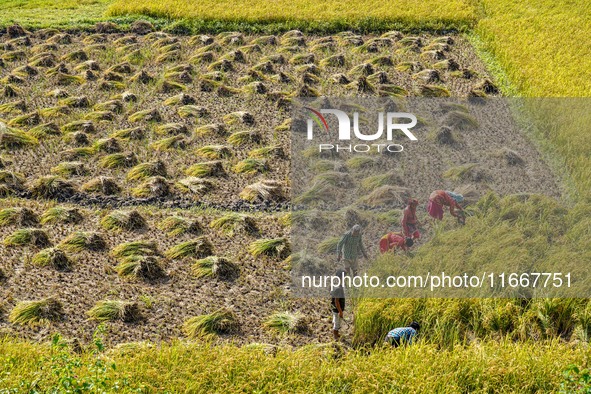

385,322,420,347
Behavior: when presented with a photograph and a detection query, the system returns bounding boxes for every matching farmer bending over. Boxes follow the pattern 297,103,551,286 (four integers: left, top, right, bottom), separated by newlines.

337,224,367,276
379,232,413,254
427,190,464,220
385,322,420,347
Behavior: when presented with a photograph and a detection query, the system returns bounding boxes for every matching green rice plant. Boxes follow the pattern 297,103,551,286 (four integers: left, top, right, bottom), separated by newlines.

178,105,207,118
40,207,83,225
194,123,227,138
183,308,238,338
0,207,38,227
233,158,268,175
191,256,239,280
127,161,167,181
444,110,479,130
112,240,158,259
4,228,50,248
32,247,71,271
248,145,283,159
150,135,188,151
50,161,87,177
28,122,61,138
227,131,261,146
346,156,376,169
28,176,76,199
128,108,162,123
81,176,121,195
417,84,451,97
115,255,166,281
185,161,225,177
0,100,26,114
87,300,140,322
158,216,202,236
443,163,480,181
176,177,213,195
263,311,307,334
59,231,106,252
155,123,189,135
99,152,138,169
196,145,232,160
131,176,170,198
360,173,400,191
100,210,147,232
165,237,213,260
223,111,254,126
316,236,340,255
209,213,257,235
0,127,38,149
240,180,283,202
248,237,290,258
9,298,62,326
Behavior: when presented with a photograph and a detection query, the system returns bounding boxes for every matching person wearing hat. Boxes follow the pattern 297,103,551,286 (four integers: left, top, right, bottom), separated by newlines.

385,322,420,347
427,190,464,220
401,198,421,239
336,224,367,276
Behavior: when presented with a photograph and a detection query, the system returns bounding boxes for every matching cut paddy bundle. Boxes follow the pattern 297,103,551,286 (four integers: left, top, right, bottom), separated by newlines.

248,237,290,258
432,126,456,145
3,84,23,97
131,176,170,198
87,300,140,322
163,93,196,106
61,120,95,133
158,216,202,236
0,207,39,227
0,100,26,114
98,80,125,91
233,158,268,175
495,147,524,166
59,231,106,252
84,111,115,122
32,247,71,271
129,70,154,84
185,161,225,177
38,105,70,118
155,123,189,135
0,126,38,149
412,69,441,83
176,177,214,195
320,54,346,67
197,145,232,160
367,71,389,84
101,210,147,232
81,176,121,195
109,126,145,141
28,176,76,199
316,236,340,255
293,181,335,204
248,145,283,159
9,297,63,326
417,84,451,97
115,255,166,281
63,131,89,146
223,111,255,126
192,256,239,280
240,180,283,203
128,108,162,123
127,160,167,181
40,207,83,225
444,110,479,130
263,311,307,334
93,99,124,113
360,185,411,206
28,122,61,138
210,212,257,235
178,105,208,118
0,170,25,195
165,237,213,260
183,308,238,338
7,112,40,127
150,135,189,151
50,161,88,177
4,228,51,247
227,130,261,146
112,240,158,259
443,163,487,182
99,152,138,169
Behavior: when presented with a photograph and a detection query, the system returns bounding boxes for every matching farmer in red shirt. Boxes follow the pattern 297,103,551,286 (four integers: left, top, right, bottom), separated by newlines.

427,190,464,220
401,198,421,239
379,232,413,253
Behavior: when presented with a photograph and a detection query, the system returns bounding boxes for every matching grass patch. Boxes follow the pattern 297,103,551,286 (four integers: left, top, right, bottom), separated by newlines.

183,308,238,338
